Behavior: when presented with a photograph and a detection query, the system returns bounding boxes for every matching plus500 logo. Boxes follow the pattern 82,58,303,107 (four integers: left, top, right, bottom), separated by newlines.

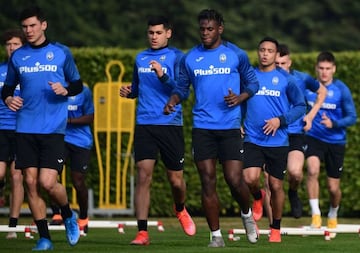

193,66,230,76
256,87,281,97
19,64,57,74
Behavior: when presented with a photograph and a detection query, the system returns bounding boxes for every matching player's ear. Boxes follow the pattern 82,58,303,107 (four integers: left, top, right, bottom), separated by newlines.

41,20,48,31
218,25,224,35
166,28,172,39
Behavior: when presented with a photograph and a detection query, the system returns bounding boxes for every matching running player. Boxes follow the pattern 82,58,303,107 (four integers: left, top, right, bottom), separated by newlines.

164,9,259,247
305,51,357,229
274,44,327,219
1,6,82,250
50,84,94,235
242,37,306,243
120,15,195,246
0,28,26,239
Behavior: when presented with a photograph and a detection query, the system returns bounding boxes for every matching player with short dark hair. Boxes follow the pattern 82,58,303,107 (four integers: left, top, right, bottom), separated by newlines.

120,15,195,246
243,37,306,243
305,51,357,229
164,9,259,248
1,6,82,250
0,28,26,240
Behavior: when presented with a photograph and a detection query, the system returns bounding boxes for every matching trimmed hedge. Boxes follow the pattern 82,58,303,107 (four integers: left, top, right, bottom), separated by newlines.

1,48,359,217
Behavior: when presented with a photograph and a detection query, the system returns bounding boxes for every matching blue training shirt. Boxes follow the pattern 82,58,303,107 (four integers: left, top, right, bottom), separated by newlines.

128,46,184,126
287,69,320,134
65,85,94,149
5,42,81,134
244,67,306,147
0,61,20,130
172,41,259,130
305,79,357,144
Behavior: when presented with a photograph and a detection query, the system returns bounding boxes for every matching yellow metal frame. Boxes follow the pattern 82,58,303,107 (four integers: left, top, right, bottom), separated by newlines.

93,60,135,211
17,60,135,215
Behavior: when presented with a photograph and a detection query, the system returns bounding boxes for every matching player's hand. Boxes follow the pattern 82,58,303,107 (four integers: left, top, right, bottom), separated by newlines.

5,96,23,111
263,117,280,136
164,95,180,115
49,81,68,96
240,126,245,138
320,112,333,128
149,60,163,78
163,102,176,115
303,115,313,131
120,85,132,97
224,88,240,107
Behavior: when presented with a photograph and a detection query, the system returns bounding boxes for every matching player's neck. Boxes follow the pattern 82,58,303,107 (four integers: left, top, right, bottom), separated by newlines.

320,79,333,86
259,64,276,72
29,38,49,49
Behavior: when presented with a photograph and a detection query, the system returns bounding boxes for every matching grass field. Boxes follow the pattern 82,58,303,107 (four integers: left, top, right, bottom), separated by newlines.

0,216,359,252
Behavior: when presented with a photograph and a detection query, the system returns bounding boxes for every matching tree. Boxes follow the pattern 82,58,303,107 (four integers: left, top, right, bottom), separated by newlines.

1,0,360,51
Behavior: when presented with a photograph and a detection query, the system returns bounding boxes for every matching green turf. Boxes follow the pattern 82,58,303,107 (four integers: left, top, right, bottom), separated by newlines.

0,217,359,252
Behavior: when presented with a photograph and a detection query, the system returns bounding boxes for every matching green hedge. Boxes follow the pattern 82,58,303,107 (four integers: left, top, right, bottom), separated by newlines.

1,48,359,217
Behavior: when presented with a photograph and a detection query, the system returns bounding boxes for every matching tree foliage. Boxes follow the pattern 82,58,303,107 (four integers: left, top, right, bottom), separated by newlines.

1,0,360,51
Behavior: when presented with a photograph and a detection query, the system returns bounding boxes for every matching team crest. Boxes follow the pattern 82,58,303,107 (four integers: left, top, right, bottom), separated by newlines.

327,89,334,98
46,51,54,61
219,54,226,63
159,55,166,62
272,76,279,85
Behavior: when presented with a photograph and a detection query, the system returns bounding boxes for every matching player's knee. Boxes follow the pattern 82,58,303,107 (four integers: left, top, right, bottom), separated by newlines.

289,172,303,182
